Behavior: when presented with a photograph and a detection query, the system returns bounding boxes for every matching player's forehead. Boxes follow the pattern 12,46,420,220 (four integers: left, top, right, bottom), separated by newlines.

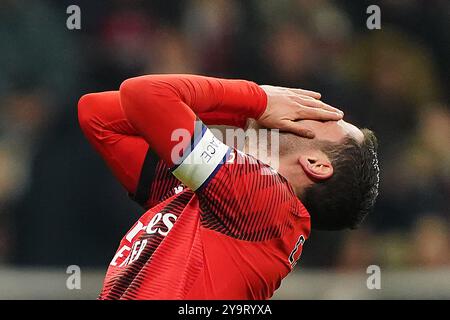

299,119,364,143
338,120,364,143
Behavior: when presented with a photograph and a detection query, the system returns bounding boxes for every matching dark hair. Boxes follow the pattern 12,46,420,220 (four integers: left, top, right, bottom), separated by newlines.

301,129,380,230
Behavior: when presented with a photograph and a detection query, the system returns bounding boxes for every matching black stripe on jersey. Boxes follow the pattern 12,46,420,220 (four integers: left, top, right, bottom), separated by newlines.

195,149,231,193
198,155,295,242
132,148,160,207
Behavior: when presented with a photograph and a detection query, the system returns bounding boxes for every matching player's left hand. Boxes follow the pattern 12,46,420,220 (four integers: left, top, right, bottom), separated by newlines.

258,85,344,138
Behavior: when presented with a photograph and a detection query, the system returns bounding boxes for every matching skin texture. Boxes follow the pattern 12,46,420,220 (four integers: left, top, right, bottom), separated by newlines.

295,119,364,144
245,119,364,198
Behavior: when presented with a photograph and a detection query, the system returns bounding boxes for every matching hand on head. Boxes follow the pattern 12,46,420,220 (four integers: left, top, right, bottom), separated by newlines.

257,85,344,138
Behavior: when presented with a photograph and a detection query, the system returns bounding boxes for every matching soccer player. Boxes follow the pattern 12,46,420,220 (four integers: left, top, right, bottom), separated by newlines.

78,74,379,299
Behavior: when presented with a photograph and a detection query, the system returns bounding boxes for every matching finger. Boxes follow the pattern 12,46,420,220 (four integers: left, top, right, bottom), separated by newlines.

316,102,344,115
282,122,315,139
297,98,344,115
296,107,343,121
288,88,321,99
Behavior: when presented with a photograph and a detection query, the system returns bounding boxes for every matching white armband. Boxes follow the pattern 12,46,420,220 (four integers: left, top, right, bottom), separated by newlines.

171,124,230,191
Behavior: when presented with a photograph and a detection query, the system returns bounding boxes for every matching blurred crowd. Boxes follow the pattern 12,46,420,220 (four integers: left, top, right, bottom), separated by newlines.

0,0,448,271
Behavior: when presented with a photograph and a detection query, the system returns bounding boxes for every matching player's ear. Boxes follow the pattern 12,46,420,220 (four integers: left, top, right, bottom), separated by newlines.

298,151,333,181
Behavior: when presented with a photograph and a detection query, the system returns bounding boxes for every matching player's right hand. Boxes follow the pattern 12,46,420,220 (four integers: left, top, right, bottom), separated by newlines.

258,85,344,138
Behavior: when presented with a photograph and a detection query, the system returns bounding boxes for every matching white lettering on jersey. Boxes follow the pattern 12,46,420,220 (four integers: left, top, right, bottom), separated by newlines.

159,213,177,236
111,212,179,267
125,221,145,242
174,185,184,194
119,239,148,267
111,245,131,266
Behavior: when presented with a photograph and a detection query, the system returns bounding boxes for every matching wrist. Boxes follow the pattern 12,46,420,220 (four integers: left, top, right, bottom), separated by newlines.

252,83,268,120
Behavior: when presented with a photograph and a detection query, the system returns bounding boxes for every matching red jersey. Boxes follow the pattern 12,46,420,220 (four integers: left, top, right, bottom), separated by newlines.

78,75,311,300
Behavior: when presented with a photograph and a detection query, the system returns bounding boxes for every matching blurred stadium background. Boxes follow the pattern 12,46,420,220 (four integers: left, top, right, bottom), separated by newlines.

0,0,449,299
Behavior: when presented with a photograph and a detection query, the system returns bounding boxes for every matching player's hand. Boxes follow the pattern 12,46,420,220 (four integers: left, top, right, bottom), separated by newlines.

258,85,344,138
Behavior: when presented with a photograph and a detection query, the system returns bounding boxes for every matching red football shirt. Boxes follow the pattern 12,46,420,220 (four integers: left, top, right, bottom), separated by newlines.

78,75,311,300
